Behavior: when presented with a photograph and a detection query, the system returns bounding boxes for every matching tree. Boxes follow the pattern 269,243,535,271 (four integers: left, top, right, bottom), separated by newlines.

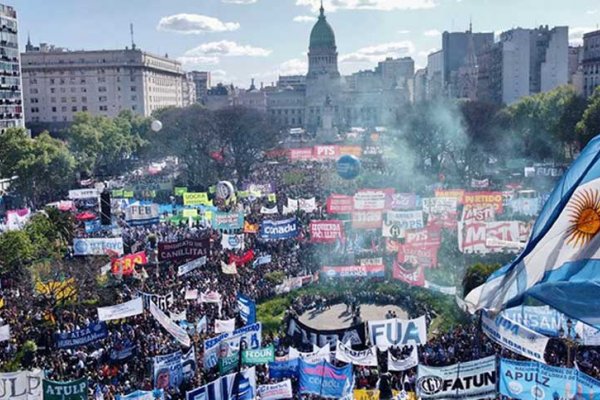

576,87,600,148
214,106,282,183
0,230,36,274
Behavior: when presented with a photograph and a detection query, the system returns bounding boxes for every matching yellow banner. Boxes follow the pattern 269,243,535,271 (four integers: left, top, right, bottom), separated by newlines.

353,390,406,400
182,209,198,218
35,278,78,301
268,193,277,203
183,192,209,205
339,145,363,157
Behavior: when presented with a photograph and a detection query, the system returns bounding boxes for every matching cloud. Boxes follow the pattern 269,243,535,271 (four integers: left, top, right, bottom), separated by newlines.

423,29,441,37
398,30,410,34
340,41,415,63
177,56,220,67
278,58,309,75
569,27,594,45
293,15,317,23
586,9,598,15
296,0,436,12
157,14,240,34
183,40,272,57
222,0,257,3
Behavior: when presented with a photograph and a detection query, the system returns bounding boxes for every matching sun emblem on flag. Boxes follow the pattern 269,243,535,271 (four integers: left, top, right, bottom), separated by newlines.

566,189,600,247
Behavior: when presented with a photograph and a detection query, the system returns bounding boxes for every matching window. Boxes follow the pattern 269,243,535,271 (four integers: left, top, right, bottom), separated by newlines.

61,106,67,112
80,78,86,84
81,88,87,93
132,105,137,110
30,98,39,103
82,106,88,112
71,97,76,103
130,75,135,82
98,86,107,92
130,86,137,92
99,96,107,102
50,88,56,94
30,107,39,113
97,77,106,83
59,79,65,84
81,97,87,103
50,78,55,84
30,88,38,94
29,78,37,84
52,116,57,122
70,87,76,93
71,106,77,112
99,105,108,111
60,88,66,93
51,107,57,112
61,97,67,103
131,95,137,101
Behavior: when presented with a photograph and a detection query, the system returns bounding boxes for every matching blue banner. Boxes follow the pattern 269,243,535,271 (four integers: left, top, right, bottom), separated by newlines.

502,305,574,337
212,212,244,230
154,351,183,390
109,339,137,362
84,219,101,234
268,359,299,380
298,359,353,398
55,322,108,349
237,294,256,325
499,358,600,400
260,218,299,240
117,389,164,400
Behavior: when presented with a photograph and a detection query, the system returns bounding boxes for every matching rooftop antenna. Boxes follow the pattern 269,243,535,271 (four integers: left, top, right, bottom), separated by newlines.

130,23,136,50
469,16,473,33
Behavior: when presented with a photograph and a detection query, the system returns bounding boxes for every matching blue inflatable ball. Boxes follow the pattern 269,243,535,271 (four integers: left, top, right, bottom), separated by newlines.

337,155,361,180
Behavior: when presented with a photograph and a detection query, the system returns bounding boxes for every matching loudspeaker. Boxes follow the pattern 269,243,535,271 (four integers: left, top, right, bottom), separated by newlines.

100,191,112,225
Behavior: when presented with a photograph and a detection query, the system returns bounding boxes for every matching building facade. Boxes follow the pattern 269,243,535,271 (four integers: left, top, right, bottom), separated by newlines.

583,30,600,98
189,71,210,102
0,3,23,132
21,43,185,126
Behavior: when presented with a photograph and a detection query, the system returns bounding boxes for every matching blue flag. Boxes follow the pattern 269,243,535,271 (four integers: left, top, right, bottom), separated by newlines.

298,359,353,398
466,136,600,328
237,294,256,325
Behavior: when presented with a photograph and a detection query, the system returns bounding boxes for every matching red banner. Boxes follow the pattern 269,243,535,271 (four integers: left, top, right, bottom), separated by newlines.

397,243,439,268
326,194,354,214
309,220,344,243
352,211,383,229
405,227,442,247
385,238,402,253
229,249,255,266
111,251,147,275
313,145,339,161
392,258,425,287
427,211,458,230
289,148,313,161
463,191,504,213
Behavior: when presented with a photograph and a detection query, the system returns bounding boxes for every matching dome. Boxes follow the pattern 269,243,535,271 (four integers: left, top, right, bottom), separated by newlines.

309,6,336,49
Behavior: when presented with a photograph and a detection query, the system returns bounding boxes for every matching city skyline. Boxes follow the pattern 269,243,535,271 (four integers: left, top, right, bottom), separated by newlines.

9,0,600,86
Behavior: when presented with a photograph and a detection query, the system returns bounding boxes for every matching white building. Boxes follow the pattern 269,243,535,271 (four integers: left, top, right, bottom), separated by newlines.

21,42,185,126
583,29,600,98
0,3,23,133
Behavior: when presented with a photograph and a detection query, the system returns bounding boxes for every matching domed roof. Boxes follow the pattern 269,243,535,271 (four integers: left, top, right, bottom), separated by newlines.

309,6,336,49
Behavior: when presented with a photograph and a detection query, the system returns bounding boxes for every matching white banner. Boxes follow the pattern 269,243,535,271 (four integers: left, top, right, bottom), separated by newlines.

354,191,386,211
422,197,457,214
289,344,330,363
417,356,496,399
424,281,457,295
221,261,238,275
68,188,99,199
368,316,427,350
203,323,262,369
0,324,9,341
481,311,548,363
177,256,207,277
149,300,191,347
299,198,317,213
386,210,424,230
73,238,124,256
382,220,405,239
335,341,377,366
257,380,293,400
215,318,236,333
388,346,419,371
97,297,143,321
140,291,174,312
221,234,244,250
0,370,44,400
125,203,159,224
260,206,278,215
582,324,600,346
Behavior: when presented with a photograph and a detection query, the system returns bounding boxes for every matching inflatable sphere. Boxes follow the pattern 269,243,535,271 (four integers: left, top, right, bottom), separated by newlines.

216,180,235,201
151,120,163,132
336,155,361,180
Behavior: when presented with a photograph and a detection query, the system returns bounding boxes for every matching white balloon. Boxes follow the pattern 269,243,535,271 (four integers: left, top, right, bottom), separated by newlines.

151,120,163,132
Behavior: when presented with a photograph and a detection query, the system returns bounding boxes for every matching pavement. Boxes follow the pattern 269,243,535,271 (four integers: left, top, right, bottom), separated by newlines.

298,303,408,330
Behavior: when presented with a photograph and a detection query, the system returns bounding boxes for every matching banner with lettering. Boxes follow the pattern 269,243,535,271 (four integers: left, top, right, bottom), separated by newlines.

298,359,354,398
397,243,439,269
157,238,210,262
368,316,427,350
257,380,293,400
335,341,377,366
422,197,457,214
458,221,523,254
149,300,191,347
140,292,174,312
352,211,383,229
42,378,87,400
242,344,275,365
386,210,424,230
354,190,387,211
0,370,43,400
289,344,331,363
212,212,244,231
434,189,465,204
55,322,108,349
111,251,147,275
237,294,256,325
73,238,124,256
287,317,366,348
313,145,339,161
260,218,299,240
388,346,419,371
289,147,314,161
203,323,262,370
185,367,257,400
117,390,165,400
268,359,299,380
221,234,244,250
183,192,210,206
153,351,183,390
125,203,159,226
404,227,442,247
463,191,504,213
177,256,207,277
321,265,385,279
390,193,419,210
97,297,143,321
326,194,354,214
392,259,425,287
310,220,344,243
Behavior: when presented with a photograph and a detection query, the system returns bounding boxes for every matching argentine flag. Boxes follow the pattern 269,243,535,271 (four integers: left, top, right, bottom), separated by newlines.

466,136,600,328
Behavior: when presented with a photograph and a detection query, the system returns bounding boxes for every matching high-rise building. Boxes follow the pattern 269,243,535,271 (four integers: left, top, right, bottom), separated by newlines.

0,3,23,133
583,29,600,98
568,46,584,95
189,71,210,102
21,43,185,127
182,73,196,107
426,50,444,99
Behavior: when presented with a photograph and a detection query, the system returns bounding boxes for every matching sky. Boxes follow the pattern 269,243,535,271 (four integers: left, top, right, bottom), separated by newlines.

9,0,600,86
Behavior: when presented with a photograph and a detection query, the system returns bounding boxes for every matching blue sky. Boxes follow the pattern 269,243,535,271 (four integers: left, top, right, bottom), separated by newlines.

9,0,600,86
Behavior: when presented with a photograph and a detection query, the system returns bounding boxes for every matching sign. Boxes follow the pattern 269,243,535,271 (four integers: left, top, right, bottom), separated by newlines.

434,189,465,203
382,219,405,239
352,211,383,229
463,191,504,213
237,294,256,325
314,145,339,161
405,227,441,247
499,358,600,400
221,234,244,250
174,187,188,196
354,190,386,211
117,390,164,400
68,188,98,199
125,204,159,226
321,265,384,279
242,344,275,365
153,351,182,390
417,356,496,400
111,251,147,275
218,352,239,375
461,205,495,222
183,192,210,206
388,346,419,371
482,311,549,363
390,193,418,210
326,194,353,214
149,300,191,347
212,212,244,231
55,322,108,349
335,341,377,366
502,305,578,337
0,370,43,400
393,259,425,287
338,145,362,156
97,297,143,321
140,292,174,312
387,210,424,229
458,221,522,254
203,323,262,370
215,318,236,333
73,238,124,256
397,243,438,269
177,256,207,277
309,220,343,243
42,378,87,400
287,317,366,348
257,380,293,400
260,218,299,240
243,221,259,234
186,367,257,400
368,316,427,350
289,344,331,363
268,359,299,380
298,359,353,398
157,238,210,262
289,147,313,161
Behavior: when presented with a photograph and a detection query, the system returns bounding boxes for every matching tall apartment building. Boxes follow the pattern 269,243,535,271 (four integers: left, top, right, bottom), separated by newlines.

0,3,23,132
189,71,210,102
583,29,600,98
21,43,185,126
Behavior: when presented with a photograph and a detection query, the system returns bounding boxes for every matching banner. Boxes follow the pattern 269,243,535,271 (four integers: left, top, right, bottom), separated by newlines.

111,251,147,276
499,358,600,400
73,238,124,256
321,265,384,279
140,292,174,312
215,318,236,333
125,203,159,226
237,294,256,325
97,297,143,321
354,190,387,211
42,378,87,400
68,188,98,199
289,344,331,363
424,281,457,295
405,227,442,247
186,367,256,400
149,300,191,347
218,352,239,376
583,324,600,346
177,256,207,277
55,322,108,349
314,145,339,161
288,198,317,213
268,359,299,380
309,220,344,243
388,346,419,371
221,261,238,274
157,238,210,262
287,317,366,348
434,189,465,203
211,212,244,230
203,323,262,370
260,218,299,240
257,380,293,400
109,339,136,362
390,193,418,210
470,178,490,188
335,341,377,366
326,194,354,214
368,316,427,350
242,344,275,365
261,205,279,215
397,243,438,269
481,310,548,363
422,197,457,214
0,325,9,342
458,221,522,254
289,147,314,161
298,359,353,398
229,249,255,266
386,210,424,230
392,259,425,287
117,390,164,400
352,211,383,229
252,254,271,267
0,370,43,400
221,234,244,250
153,351,183,390
243,182,274,194
183,192,210,206
463,191,504,213
417,356,496,399
382,219,405,239
243,221,259,234
461,205,495,222
502,305,580,337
